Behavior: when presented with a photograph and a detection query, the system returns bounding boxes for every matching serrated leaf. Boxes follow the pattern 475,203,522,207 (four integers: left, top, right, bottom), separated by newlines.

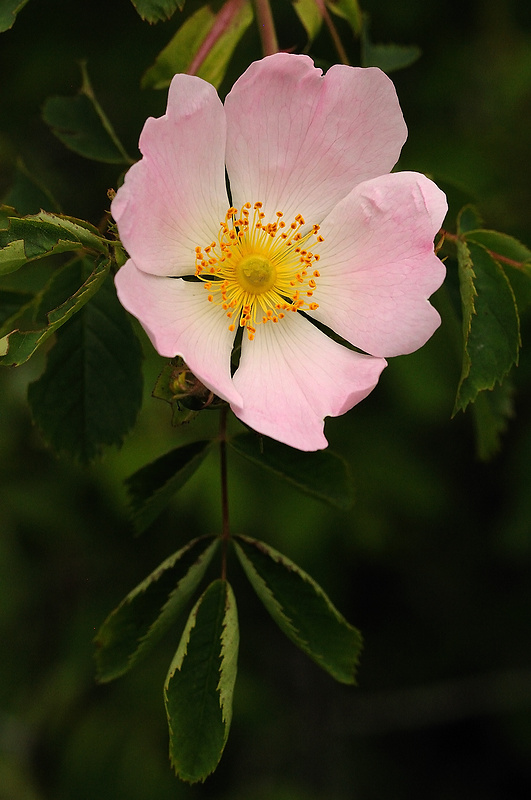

42,63,132,164
0,211,108,278
361,15,421,72
326,0,362,35
234,536,362,684
457,204,483,234
454,239,520,414
125,440,214,533
293,0,323,45
228,432,354,510
131,0,184,23
165,579,239,783
0,257,110,366
95,536,219,682
27,266,143,462
142,0,253,91
465,229,531,265
0,0,30,32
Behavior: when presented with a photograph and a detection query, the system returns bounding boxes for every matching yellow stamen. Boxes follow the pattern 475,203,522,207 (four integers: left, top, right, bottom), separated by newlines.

194,202,322,340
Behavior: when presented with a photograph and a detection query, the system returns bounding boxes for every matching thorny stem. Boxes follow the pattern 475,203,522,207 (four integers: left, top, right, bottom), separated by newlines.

253,0,279,56
219,406,230,580
314,0,351,66
441,230,528,271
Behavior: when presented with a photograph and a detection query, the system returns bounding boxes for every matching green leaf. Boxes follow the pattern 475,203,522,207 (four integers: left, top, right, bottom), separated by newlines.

228,432,354,510
234,536,362,684
125,440,214,533
27,266,143,462
0,0,30,32
457,204,483,234
464,229,531,265
95,536,219,682
42,63,132,164
0,256,110,365
326,0,362,35
165,579,239,783
454,239,520,414
292,0,323,45
471,379,514,461
361,15,421,72
130,0,184,23
142,0,253,91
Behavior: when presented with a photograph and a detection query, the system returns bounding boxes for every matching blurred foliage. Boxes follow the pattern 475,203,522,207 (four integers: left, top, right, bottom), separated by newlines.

1,0,531,797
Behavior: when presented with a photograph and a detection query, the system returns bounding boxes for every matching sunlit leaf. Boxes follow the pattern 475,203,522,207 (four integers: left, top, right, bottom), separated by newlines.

27,265,143,462
130,0,184,23
326,0,362,35
292,0,323,45
234,536,362,683
42,63,132,164
125,440,214,533
0,257,110,365
454,239,520,414
165,579,239,783
0,0,30,32
228,432,354,510
95,536,219,682
142,0,253,91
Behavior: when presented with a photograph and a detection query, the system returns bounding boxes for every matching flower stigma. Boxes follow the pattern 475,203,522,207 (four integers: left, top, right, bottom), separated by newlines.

194,202,323,340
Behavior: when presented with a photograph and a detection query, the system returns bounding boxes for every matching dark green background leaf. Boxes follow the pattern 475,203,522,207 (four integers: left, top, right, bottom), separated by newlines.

125,440,214,533
229,432,354,510
361,15,421,72
165,579,239,783
95,536,219,682
471,380,514,461
42,65,132,164
234,536,362,684
27,266,143,462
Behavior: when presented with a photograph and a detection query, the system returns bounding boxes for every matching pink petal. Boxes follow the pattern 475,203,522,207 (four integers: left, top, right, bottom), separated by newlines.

224,53,407,224
231,312,386,451
111,75,229,277
309,172,447,358
115,261,242,407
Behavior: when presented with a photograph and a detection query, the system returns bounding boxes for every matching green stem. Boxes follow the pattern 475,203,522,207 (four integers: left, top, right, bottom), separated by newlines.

314,0,350,65
219,406,230,580
252,0,279,56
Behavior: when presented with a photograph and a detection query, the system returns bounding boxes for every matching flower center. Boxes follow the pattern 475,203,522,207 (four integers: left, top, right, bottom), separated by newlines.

236,254,276,294
194,202,322,341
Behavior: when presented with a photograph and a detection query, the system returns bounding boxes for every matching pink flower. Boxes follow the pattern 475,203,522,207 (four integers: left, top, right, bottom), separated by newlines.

113,53,447,451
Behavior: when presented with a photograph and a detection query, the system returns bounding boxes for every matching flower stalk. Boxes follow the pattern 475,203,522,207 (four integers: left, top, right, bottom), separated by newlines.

252,0,279,56
219,406,230,580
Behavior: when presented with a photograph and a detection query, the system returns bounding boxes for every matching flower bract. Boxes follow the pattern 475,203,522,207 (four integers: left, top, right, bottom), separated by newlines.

112,53,447,451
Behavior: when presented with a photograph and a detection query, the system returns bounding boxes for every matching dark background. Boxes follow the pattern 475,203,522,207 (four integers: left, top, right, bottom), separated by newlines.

1,1,531,798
